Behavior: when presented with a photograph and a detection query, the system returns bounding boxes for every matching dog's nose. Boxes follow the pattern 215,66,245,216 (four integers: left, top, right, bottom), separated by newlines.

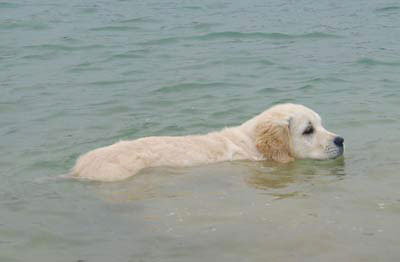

334,136,344,147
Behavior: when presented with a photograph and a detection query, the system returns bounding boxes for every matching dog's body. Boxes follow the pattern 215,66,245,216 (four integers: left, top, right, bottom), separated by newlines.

72,104,344,181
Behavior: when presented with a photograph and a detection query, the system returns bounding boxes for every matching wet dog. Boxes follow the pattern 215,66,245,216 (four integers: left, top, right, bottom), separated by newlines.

72,103,344,181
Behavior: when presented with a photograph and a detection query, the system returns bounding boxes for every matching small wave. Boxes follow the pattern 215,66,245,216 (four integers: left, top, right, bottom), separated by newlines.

90,25,141,32
67,61,103,73
88,79,135,86
356,58,400,67
375,6,400,12
0,2,19,8
25,44,104,51
87,100,119,107
154,82,233,93
195,31,339,40
68,66,102,73
140,31,340,46
21,53,55,61
121,69,146,76
306,77,348,83
98,106,131,115
256,87,285,94
211,107,245,118
79,7,98,14
182,5,203,10
297,84,314,91
29,160,62,171
192,22,221,31
0,20,49,30
211,57,274,66
119,17,159,24
107,53,143,60
140,37,180,46
108,49,149,60
270,98,295,105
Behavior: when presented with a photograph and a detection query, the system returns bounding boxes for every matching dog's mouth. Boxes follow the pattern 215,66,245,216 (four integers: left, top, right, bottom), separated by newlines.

326,144,344,159
334,146,344,158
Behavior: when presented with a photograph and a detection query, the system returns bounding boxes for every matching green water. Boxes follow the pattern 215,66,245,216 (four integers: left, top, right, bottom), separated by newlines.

1,0,400,261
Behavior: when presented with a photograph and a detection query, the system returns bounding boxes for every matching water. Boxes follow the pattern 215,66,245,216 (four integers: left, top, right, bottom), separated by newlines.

1,0,400,261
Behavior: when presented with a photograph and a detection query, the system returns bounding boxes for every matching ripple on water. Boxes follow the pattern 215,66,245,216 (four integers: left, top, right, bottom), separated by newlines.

97,105,131,115
0,20,49,31
375,6,400,12
270,98,296,105
182,5,203,10
90,25,142,32
194,31,340,41
106,49,150,62
356,58,400,67
21,52,57,61
211,57,274,66
87,79,138,87
78,6,98,14
211,106,247,118
68,64,102,73
25,44,105,52
256,86,288,94
191,22,221,31
140,31,340,46
119,17,160,24
0,2,19,8
297,84,314,91
154,82,237,94
306,77,348,83
140,36,181,46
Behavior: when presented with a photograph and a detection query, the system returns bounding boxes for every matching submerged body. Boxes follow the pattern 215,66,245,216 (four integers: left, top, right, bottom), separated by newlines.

72,104,344,181
72,129,264,181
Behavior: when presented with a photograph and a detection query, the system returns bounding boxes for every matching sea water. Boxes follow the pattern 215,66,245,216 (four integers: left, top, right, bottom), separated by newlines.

1,0,400,261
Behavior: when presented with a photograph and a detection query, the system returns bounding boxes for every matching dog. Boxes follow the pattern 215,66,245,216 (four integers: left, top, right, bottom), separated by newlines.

71,103,344,181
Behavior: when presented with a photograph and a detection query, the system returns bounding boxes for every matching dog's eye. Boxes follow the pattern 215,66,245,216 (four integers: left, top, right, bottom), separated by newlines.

303,126,314,135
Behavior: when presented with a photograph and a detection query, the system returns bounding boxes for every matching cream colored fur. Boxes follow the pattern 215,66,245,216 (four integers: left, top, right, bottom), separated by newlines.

72,103,343,181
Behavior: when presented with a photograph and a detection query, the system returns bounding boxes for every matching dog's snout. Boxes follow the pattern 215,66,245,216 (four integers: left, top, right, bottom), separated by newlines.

333,136,344,147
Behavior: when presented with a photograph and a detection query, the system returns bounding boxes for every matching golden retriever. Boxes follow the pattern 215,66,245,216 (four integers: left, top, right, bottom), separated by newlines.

71,103,344,181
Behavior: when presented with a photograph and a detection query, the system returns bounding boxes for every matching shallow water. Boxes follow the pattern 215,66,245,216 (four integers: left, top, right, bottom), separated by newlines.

1,0,400,261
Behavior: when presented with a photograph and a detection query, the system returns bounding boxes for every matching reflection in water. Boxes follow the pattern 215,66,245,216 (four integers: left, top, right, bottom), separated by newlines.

93,166,192,202
245,158,346,199
95,158,346,202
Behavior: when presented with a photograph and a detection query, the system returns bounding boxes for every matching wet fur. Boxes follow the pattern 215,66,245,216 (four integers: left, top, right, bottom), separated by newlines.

72,103,341,181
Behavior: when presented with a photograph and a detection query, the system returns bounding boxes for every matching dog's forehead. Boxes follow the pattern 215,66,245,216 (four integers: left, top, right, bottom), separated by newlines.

265,104,322,126
293,108,321,125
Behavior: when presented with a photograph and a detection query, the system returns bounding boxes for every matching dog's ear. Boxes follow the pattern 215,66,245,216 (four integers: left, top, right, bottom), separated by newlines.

255,118,294,163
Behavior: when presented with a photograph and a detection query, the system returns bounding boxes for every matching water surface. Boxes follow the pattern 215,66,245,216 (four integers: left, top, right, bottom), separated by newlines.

1,0,400,261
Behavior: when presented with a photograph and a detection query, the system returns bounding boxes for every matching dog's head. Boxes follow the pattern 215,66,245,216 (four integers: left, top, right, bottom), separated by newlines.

253,104,344,162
